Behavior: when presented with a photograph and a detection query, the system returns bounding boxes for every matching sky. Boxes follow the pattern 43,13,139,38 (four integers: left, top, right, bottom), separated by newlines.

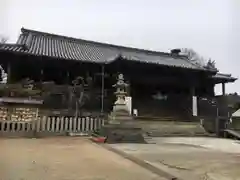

0,0,239,94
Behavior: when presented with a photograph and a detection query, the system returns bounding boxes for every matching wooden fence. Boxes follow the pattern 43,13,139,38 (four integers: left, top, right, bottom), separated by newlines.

0,116,104,137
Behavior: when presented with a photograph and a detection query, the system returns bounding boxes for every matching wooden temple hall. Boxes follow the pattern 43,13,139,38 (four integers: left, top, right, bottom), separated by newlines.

0,28,237,121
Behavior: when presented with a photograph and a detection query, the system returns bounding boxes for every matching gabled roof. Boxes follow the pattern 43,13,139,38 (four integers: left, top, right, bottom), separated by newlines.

0,27,209,71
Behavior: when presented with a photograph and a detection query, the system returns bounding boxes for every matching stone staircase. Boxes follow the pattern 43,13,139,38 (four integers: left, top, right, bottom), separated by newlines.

133,96,209,137
135,119,209,137
136,115,188,122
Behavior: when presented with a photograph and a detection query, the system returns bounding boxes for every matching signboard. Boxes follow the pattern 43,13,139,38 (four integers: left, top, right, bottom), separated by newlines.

125,96,132,115
192,96,198,116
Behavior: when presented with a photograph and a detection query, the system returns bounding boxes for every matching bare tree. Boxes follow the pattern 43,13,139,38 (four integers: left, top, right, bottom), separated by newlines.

71,76,90,117
0,35,8,43
180,48,207,67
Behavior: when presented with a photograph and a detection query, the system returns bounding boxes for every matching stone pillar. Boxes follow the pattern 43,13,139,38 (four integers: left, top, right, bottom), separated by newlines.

222,83,226,95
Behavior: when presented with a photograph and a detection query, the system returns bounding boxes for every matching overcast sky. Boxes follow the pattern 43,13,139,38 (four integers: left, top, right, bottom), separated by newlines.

0,0,239,94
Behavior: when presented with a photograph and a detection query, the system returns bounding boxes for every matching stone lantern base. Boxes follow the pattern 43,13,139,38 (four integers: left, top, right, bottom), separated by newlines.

99,123,145,143
97,104,145,143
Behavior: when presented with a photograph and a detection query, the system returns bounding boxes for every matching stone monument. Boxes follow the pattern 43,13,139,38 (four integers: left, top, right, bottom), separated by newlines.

97,74,145,143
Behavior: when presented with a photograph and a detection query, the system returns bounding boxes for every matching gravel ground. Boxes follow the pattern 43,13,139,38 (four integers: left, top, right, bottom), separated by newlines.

110,137,240,180
0,137,166,180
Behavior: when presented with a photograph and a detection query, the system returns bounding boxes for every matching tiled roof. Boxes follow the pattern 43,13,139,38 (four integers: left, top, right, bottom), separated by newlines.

0,44,23,52
0,28,209,70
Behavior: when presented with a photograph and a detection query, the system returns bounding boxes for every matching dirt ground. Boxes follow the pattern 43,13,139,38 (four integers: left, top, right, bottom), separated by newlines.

110,137,240,180
0,137,166,180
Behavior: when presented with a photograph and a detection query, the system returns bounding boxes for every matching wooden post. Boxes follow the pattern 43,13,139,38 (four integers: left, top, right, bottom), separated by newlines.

40,69,43,83
191,86,195,96
66,71,70,84
215,107,219,136
222,83,226,95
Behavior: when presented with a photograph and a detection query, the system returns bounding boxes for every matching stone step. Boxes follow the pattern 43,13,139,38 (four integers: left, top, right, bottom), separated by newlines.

135,116,190,122
135,121,209,137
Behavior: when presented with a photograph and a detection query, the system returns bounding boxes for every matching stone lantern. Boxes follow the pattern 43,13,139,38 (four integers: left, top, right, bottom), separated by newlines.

109,74,132,123
98,74,144,143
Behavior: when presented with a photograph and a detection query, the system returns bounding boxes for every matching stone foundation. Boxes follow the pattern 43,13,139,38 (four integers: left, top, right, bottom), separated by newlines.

97,123,145,143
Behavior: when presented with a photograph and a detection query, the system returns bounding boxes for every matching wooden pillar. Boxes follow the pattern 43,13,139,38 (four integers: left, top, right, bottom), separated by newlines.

101,65,105,114
191,86,195,96
66,71,70,84
208,83,215,97
40,69,44,83
7,63,11,83
215,106,220,137
222,83,226,95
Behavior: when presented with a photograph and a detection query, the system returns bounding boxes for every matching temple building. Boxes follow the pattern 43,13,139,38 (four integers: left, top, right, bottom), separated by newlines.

0,28,237,123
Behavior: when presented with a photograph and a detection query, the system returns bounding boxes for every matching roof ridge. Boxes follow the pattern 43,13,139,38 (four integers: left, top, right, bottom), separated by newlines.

21,27,186,58
216,73,231,77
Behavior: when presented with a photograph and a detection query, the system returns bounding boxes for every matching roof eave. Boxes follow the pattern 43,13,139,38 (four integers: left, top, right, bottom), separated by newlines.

213,78,237,84
112,56,214,72
0,49,218,71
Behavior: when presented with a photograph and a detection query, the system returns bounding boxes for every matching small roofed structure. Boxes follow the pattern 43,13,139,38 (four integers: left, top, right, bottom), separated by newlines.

212,73,237,95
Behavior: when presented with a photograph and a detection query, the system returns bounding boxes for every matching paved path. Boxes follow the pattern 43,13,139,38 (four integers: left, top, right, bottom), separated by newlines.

159,137,240,154
0,137,166,180
110,137,240,180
